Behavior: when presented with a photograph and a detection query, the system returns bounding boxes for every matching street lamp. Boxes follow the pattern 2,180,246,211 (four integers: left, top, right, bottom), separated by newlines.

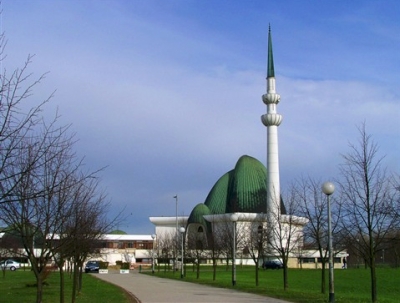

173,195,178,270
322,181,335,303
151,234,156,274
230,213,239,286
179,226,185,279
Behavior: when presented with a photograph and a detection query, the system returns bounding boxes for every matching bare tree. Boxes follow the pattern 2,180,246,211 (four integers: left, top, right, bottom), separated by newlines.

338,123,399,303
68,177,115,303
242,213,267,286
50,171,114,303
186,227,209,279
207,225,225,281
268,189,307,290
0,118,85,303
0,25,119,303
296,177,330,293
217,219,233,272
0,41,53,204
0,30,61,303
155,231,175,273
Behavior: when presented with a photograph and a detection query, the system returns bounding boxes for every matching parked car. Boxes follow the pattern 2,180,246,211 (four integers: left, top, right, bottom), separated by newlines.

84,261,100,273
0,259,21,271
262,260,283,269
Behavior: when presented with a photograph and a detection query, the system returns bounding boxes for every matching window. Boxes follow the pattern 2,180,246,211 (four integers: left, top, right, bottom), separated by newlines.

134,241,144,248
300,258,315,263
197,226,203,233
317,257,342,263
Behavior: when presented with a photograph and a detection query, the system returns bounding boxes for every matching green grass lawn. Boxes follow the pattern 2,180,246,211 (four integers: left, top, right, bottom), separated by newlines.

0,270,133,303
147,265,400,303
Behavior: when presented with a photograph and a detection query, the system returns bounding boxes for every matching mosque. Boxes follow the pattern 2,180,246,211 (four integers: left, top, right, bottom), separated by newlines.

149,28,347,269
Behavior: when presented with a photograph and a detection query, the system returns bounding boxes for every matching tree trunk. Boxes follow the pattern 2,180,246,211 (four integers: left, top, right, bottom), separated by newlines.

212,258,217,281
196,259,200,279
321,261,326,294
283,266,288,290
35,274,43,303
78,263,83,293
60,266,65,303
71,263,79,303
255,264,259,286
370,257,377,302
30,260,44,303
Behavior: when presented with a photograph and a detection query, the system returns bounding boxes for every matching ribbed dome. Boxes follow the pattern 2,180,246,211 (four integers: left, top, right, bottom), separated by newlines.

203,155,286,214
188,155,285,236
186,154,286,247
204,170,233,214
188,203,212,232
188,203,211,224
226,155,267,213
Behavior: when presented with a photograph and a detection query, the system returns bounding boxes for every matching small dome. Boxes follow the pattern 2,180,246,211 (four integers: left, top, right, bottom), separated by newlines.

188,203,212,232
109,230,127,235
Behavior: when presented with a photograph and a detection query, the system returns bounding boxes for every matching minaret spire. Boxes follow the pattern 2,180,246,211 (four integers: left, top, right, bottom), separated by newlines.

261,25,282,253
267,25,275,78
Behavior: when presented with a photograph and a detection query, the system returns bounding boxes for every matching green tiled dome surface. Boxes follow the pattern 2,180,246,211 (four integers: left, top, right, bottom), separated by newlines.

204,170,233,214
188,203,211,224
188,155,286,231
227,155,267,213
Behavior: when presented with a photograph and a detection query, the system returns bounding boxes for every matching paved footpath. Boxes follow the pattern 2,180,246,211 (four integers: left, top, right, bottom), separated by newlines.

95,270,291,303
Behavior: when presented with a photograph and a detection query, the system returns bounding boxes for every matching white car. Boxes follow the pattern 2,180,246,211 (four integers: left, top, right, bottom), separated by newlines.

0,259,21,271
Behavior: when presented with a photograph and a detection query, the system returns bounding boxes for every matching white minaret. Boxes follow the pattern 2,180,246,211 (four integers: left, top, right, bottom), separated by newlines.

261,27,282,247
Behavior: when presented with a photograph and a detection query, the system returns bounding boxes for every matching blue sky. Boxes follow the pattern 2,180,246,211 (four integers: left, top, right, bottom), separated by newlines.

3,0,399,234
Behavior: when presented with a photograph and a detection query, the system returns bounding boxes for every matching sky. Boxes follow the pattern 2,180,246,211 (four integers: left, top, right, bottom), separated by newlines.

3,0,399,234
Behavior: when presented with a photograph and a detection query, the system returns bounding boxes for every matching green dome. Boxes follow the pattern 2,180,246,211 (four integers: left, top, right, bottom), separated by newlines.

203,155,285,215
109,230,127,235
188,154,286,237
188,203,212,231
204,170,233,214
226,155,267,213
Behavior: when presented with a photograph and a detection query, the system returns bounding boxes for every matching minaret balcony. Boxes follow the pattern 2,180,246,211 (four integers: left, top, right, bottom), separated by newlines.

261,113,283,126
262,93,280,105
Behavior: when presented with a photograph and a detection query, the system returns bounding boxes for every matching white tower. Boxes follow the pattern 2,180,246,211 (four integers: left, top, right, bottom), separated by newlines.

261,27,282,245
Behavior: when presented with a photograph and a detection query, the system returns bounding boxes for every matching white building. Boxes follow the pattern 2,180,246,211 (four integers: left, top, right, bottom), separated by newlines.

89,233,155,266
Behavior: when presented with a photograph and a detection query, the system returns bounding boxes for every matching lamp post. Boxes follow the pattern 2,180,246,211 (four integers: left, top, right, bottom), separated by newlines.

230,213,239,286
173,195,178,270
356,238,360,268
151,234,156,274
179,227,185,279
322,181,335,303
